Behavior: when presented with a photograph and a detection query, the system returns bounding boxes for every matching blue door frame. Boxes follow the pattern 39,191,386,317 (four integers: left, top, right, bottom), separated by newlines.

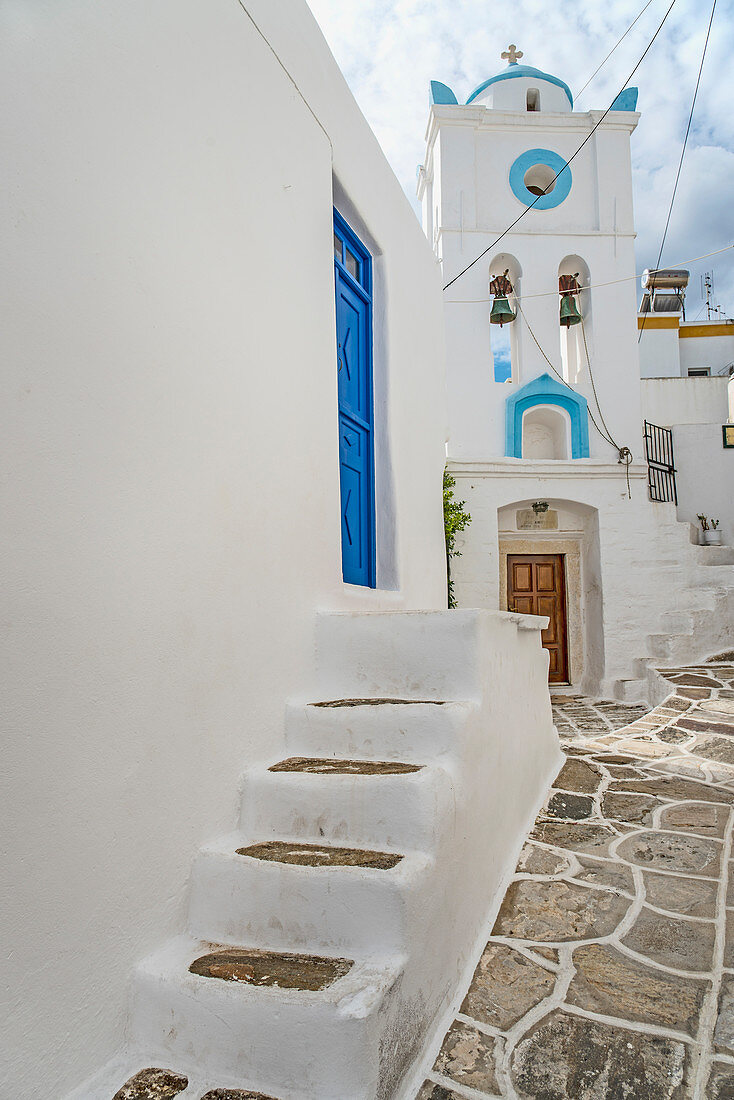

333,209,375,588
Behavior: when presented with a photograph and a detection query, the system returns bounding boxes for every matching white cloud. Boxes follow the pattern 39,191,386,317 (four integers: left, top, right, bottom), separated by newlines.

308,0,734,315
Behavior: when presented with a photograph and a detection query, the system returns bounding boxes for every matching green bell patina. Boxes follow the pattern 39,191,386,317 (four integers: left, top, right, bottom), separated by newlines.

559,272,582,327
489,270,516,327
559,294,582,326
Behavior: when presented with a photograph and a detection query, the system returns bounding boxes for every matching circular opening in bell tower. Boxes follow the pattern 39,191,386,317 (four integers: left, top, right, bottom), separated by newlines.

523,164,557,196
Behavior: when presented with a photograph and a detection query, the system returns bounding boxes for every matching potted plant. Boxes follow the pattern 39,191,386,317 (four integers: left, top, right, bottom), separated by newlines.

697,515,722,546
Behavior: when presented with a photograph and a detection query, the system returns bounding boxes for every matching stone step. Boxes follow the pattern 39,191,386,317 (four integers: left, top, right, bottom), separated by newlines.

132,936,405,1099
69,1057,284,1099
284,699,476,762
239,759,452,850
692,544,734,566
612,678,649,703
188,834,432,956
647,632,700,664
672,586,722,611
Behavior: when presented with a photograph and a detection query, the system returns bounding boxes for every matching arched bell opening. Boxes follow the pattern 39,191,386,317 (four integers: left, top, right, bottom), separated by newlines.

526,87,541,112
558,255,591,384
521,404,571,460
489,253,522,384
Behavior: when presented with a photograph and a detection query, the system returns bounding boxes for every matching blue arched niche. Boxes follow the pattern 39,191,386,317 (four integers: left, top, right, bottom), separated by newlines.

506,373,589,459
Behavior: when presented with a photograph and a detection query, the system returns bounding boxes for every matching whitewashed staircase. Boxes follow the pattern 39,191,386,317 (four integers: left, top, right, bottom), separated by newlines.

70,610,561,1100
612,540,734,704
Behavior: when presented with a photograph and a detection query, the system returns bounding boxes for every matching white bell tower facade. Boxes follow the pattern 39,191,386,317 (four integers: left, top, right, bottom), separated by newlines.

418,49,643,465
418,53,709,699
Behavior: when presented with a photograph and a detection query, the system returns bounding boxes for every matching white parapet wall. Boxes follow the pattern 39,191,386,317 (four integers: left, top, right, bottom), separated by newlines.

673,423,734,547
65,609,562,1099
641,376,731,426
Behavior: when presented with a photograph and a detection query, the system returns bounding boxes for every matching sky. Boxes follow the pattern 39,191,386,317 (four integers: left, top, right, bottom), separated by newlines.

308,0,734,323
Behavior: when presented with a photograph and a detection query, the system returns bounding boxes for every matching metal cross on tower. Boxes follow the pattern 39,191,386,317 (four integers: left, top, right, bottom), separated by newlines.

501,44,523,64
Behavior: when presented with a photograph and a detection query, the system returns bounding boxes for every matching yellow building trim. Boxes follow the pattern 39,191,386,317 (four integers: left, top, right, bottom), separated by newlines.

637,316,680,330
679,323,734,339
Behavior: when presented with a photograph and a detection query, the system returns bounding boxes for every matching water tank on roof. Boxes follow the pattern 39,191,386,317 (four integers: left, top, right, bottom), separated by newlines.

641,269,689,290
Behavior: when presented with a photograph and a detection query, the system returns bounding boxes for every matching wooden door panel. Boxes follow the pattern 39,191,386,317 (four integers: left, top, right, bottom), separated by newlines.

512,563,533,592
507,554,569,684
536,563,556,592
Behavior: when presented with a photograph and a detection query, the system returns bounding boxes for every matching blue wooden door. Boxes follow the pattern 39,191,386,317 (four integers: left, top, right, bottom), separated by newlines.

334,211,375,587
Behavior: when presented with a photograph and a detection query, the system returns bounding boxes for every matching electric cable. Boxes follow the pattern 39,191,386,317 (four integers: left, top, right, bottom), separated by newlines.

639,0,717,343
576,0,659,99
442,0,678,292
444,244,734,303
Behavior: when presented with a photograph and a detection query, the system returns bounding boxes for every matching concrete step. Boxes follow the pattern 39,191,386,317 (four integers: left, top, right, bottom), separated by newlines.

691,544,734,566
690,564,734,587
647,632,700,665
188,833,432,957
284,699,476,762
612,678,650,703
133,936,405,1099
239,758,454,851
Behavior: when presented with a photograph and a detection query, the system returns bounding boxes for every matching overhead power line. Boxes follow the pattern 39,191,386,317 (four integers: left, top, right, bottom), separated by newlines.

639,0,717,342
442,0,678,293
443,243,734,303
576,0,659,99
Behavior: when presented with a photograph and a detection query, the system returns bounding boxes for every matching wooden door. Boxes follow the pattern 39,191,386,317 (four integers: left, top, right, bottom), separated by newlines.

508,554,569,683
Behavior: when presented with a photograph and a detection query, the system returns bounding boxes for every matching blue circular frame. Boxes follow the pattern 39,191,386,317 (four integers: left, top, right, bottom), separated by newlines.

509,148,572,210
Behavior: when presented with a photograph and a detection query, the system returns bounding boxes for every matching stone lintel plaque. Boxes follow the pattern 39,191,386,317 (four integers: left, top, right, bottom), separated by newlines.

517,508,558,530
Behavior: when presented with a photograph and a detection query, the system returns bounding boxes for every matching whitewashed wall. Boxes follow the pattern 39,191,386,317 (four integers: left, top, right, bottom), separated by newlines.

680,327,734,375
0,2,447,1096
641,376,730,425
673,424,734,546
638,323,684,377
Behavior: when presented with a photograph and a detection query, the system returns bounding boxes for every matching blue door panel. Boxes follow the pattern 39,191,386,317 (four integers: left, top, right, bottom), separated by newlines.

337,282,369,421
339,416,368,584
334,210,374,587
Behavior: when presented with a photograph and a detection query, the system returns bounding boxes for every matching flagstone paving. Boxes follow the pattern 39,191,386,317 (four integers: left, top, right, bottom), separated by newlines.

416,659,734,1100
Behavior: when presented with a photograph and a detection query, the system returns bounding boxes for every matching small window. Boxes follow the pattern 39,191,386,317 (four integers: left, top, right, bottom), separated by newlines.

687,368,710,377
333,217,370,292
526,88,540,112
344,246,360,281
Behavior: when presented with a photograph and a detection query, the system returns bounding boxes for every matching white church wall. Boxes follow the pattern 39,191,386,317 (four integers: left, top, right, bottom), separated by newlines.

448,465,710,696
641,376,730,425
673,424,734,546
0,2,447,1096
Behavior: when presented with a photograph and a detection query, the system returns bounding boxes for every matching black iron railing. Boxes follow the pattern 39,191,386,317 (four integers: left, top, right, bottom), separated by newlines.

644,420,677,504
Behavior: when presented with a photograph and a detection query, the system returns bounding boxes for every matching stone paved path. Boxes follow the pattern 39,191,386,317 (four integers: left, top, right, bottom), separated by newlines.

416,657,734,1100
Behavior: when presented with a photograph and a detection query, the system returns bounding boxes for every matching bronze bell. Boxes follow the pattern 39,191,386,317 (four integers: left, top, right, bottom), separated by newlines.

490,269,516,327
559,272,582,327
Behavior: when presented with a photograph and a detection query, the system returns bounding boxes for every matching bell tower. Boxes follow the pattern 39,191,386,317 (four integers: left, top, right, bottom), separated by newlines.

417,48,642,462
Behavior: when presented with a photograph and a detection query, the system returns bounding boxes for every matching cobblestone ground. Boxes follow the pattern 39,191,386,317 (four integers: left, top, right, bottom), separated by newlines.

416,657,734,1100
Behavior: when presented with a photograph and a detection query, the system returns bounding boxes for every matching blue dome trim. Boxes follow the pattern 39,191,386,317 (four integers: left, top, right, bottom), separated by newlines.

430,80,458,106
467,65,573,107
609,87,638,111
505,374,589,459
509,148,572,210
